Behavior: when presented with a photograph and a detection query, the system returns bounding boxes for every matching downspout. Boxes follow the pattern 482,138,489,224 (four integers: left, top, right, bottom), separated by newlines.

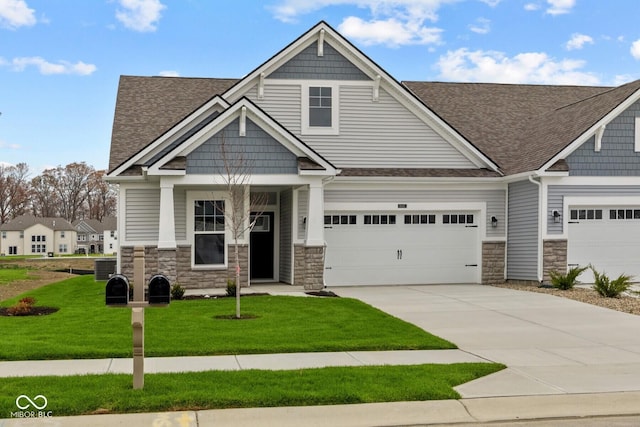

528,175,543,284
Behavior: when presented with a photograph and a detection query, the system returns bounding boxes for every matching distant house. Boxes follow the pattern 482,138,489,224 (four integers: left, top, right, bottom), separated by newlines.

0,215,77,256
73,217,118,255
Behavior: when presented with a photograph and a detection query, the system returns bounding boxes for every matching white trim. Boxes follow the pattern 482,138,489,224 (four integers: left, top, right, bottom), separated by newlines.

187,190,231,270
595,124,605,152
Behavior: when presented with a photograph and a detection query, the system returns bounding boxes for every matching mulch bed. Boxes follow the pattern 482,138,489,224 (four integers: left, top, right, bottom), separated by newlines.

0,306,59,316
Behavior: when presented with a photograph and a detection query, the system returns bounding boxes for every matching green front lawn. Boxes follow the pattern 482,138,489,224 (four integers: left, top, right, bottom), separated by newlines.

0,268,30,284
0,276,455,360
0,363,504,416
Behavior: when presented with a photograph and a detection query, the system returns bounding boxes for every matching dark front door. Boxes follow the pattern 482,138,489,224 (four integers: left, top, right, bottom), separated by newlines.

250,212,274,280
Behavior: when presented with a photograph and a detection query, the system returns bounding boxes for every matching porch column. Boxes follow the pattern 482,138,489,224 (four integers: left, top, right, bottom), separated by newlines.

158,180,176,249
305,181,324,246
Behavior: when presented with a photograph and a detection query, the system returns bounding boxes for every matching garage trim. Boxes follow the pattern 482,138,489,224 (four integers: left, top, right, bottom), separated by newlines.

560,196,640,239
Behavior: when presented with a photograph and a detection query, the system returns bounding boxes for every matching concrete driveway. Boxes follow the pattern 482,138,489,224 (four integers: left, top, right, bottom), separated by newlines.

333,285,640,398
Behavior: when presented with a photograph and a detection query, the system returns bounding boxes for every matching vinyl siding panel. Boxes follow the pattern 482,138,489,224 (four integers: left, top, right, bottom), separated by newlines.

248,84,476,169
507,181,539,280
324,188,506,238
174,188,187,241
279,189,293,283
547,185,640,234
297,189,309,241
187,118,298,175
566,101,640,176
125,188,160,241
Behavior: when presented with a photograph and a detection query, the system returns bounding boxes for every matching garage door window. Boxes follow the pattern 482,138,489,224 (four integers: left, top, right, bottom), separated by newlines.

443,214,474,224
570,209,602,220
324,215,357,225
404,214,436,224
364,214,396,225
609,209,640,220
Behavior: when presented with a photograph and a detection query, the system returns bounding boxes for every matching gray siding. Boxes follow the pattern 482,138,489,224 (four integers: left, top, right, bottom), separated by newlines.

174,188,187,241
186,118,298,174
297,189,309,241
507,181,539,281
548,185,640,234
270,43,369,80
125,188,160,241
249,84,476,169
566,101,640,176
324,188,506,237
279,189,293,283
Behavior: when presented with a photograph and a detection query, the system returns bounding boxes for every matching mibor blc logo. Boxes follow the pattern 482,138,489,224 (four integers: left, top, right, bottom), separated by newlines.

12,394,52,418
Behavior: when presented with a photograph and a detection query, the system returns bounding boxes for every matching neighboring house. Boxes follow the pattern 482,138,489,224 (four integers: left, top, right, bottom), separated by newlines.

73,217,118,255
0,215,77,256
106,21,640,289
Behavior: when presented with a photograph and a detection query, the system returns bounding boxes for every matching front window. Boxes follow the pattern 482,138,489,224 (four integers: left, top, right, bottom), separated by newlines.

309,86,332,127
194,200,225,265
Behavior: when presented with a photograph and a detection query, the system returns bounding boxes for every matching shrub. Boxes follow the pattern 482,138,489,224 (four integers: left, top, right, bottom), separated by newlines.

549,265,588,290
171,284,185,300
226,279,236,297
591,266,633,298
7,297,36,316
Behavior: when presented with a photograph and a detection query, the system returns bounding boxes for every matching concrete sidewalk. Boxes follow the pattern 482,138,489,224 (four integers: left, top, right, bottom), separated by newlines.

0,349,488,378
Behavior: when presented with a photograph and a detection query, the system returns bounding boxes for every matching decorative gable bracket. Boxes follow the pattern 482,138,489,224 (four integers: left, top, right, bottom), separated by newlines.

594,124,606,152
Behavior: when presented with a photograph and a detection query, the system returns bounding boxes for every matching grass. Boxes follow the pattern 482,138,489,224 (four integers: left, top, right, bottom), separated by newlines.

0,275,455,360
0,268,30,284
0,363,504,416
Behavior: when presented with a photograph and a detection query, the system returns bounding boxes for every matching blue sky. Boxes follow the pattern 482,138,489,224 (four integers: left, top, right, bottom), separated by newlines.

1,0,640,173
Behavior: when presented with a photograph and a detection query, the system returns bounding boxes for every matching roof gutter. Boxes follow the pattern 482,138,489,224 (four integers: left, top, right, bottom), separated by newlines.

528,174,543,284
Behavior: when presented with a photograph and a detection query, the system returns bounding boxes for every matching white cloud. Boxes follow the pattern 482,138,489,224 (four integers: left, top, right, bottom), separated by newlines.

631,39,640,60
480,0,501,6
546,0,575,15
338,16,442,47
0,0,36,29
271,0,455,46
435,48,600,85
469,17,490,34
158,70,180,77
0,140,21,150
524,3,540,11
9,57,97,75
566,33,593,51
116,0,165,32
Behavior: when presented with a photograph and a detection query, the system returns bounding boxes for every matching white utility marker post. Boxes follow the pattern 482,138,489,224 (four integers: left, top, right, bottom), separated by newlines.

132,246,145,390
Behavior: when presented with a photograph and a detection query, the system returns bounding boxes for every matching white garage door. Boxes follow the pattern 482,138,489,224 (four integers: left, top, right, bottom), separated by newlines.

568,207,640,282
324,211,480,286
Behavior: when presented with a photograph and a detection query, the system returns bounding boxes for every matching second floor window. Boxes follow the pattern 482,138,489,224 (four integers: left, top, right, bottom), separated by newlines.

309,86,332,127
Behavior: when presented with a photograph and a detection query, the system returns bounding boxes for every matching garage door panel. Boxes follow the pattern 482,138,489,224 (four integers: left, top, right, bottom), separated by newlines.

568,206,640,283
324,211,479,286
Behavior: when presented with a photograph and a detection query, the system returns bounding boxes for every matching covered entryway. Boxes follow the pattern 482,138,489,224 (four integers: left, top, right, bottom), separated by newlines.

324,211,480,286
250,211,275,281
568,206,640,282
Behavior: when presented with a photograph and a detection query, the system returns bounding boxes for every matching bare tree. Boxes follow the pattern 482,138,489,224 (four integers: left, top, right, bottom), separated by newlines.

217,132,267,319
30,170,60,218
50,162,94,223
0,163,30,223
85,170,117,221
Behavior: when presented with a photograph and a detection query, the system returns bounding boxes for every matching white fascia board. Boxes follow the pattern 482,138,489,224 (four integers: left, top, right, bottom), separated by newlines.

542,175,640,186
109,96,230,178
147,98,336,177
165,173,320,187
332,175,505,188
539,88,640,172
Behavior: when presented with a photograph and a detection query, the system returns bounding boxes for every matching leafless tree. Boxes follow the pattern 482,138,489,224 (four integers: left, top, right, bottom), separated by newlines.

0,163,30,223
85,170,117,221
49,162,93,223
30,170,60,218
217,131,267,319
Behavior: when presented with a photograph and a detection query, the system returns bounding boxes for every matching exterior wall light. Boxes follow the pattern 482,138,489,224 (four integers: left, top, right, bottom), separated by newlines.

552,210,561,223
491,216,498,228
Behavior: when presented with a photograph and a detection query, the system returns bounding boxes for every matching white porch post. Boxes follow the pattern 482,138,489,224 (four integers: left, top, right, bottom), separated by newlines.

305,180,325,246
158,180,176,249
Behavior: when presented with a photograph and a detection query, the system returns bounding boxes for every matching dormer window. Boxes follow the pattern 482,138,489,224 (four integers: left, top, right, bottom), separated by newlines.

301,83,339,135
309,86,332,127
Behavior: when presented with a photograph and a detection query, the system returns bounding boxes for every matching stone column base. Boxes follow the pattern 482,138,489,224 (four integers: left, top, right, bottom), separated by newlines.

482,241,505,284
543,239,567,283
294,244,326,290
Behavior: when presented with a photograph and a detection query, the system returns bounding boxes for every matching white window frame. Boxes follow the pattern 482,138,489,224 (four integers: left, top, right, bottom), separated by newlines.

301,82,340,136
187,191,230,269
